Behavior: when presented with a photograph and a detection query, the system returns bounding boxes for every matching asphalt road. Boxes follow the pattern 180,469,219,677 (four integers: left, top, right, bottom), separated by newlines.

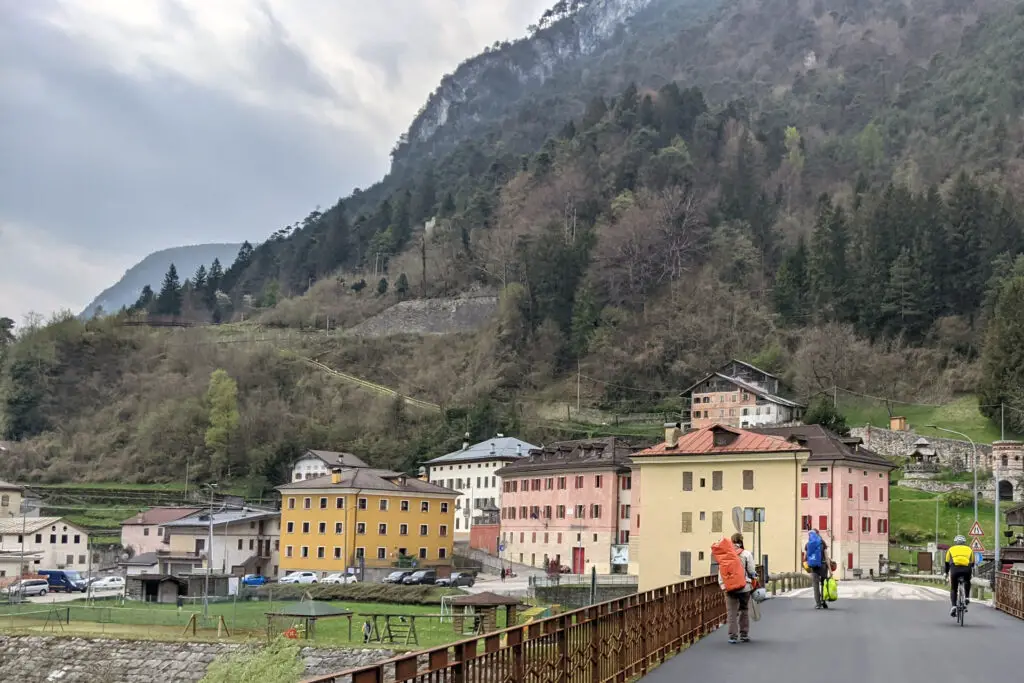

643,582,1022,682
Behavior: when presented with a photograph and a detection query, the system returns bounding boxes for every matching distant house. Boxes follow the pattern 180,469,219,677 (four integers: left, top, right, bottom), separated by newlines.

424,435,536,540
684,359,805,430
160,507,281,579
0,517,90,572
120,507,202,557
291,450,370,482
0,480,25,520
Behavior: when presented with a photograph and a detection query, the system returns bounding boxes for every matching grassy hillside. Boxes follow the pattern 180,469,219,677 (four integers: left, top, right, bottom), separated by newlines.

890,485,1014,549
841,395,1020,444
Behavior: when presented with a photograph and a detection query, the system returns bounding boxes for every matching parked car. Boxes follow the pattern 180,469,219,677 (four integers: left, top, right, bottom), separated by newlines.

382,571,412,584
435,571,475,588
3,579,50,597
39,570,87,593
279,571,318,585
402,569,437,585
90,576,125,591
322,572,358,585
241,574,267,587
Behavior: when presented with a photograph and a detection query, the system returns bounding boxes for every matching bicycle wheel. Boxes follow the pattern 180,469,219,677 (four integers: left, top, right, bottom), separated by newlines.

957,583,966,627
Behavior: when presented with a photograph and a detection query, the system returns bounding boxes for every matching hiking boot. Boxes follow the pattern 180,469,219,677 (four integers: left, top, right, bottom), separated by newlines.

728,636,739,644
950,607,956,618
740,635,750,643
822,602,829,610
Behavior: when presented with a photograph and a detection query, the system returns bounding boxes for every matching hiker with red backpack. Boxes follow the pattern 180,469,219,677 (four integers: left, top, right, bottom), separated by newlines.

713,532,758,644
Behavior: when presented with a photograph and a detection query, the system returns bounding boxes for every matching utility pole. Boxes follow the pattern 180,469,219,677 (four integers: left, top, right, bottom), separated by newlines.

928,425,978,523
203,483,218,619
576,360,581,416
995,466,1002,582
1001,403,1005,442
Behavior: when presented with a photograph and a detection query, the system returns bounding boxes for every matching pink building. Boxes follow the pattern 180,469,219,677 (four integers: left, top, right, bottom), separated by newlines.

495,438,634,575
120,507,201,557
753,426,895,579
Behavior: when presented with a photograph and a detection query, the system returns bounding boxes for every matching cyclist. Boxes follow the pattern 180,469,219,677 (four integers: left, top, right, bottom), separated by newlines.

944,535,974,618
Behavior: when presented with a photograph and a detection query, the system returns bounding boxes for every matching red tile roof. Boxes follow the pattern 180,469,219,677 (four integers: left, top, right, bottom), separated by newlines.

121,507,202,526
633,424,806,457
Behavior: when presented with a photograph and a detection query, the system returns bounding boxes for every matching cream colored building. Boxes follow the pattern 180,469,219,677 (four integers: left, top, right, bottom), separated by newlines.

631,424,810,592
0,480,24,519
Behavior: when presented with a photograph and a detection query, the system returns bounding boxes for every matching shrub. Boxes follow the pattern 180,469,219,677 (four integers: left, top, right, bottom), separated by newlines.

252,582,464,604
944,490,973,508
201,638,303,683
893,526,927,545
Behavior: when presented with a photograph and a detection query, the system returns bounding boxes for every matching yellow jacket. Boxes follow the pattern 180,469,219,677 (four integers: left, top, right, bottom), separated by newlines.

945,544,974,570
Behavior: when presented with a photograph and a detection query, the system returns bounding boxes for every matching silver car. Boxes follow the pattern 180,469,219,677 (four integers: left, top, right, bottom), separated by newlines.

5,579,49,597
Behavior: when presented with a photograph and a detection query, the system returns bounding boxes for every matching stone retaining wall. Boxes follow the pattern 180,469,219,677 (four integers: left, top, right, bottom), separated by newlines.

0,636,394,683
852,425,992,466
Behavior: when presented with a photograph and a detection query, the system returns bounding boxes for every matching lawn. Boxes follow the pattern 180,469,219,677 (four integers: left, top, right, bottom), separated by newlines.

0,598,493,649
840,395,1017,444
889,484,1014,549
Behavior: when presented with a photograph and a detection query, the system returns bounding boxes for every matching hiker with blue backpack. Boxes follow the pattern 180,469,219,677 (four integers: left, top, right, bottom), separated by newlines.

805,529,832,609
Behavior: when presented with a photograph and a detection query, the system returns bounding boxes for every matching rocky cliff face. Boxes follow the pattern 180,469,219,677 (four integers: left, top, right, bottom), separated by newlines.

393,0,655,166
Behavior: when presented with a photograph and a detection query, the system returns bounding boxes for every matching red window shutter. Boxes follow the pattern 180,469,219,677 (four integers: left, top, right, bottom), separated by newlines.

819,515,828,530
847,553,854,570
826,483,833,499
863,486,868,501
879,488,884,502
848,484,853,498
847,516,853,532
801,483,808,498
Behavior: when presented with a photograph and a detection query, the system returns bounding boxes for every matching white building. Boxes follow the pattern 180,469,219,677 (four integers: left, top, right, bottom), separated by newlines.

0,517,91,573
291,450,369,482
424,435,536,540
159,507,281,579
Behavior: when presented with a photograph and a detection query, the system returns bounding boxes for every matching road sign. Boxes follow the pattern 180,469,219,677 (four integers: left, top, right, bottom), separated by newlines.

498,543,505,553
970,537,985,552
969,521,984,537
975,552,984,565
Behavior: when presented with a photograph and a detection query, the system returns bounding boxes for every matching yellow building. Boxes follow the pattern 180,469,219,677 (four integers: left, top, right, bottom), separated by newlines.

631,424,810,592
277,468,459,574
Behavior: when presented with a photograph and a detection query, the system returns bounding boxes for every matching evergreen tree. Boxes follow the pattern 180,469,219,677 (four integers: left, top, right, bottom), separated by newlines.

808,195,850,320
803,396,850,436
0,317,15,347
377,278,389,295
154,264,183,316
913,185,949,319
581,96,608,130
774,237,809,324
204,258,224,311
193,264,208,292
979,272,1024,429
880,247,928,339
132,285,155,312
946,173,986,319
395,273,410,298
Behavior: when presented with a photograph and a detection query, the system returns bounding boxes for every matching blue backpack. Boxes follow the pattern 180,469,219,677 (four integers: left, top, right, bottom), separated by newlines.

806,533,823,568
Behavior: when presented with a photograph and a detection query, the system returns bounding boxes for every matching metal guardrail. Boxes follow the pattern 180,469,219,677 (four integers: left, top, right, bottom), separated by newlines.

995,571,1024,619
530,574,639,588
302,576,725,683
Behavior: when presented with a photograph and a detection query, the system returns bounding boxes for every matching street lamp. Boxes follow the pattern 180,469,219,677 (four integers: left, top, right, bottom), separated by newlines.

926,426,978,523
201,483,218,619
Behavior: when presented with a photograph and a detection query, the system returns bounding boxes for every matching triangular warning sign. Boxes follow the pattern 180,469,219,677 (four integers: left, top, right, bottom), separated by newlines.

970,537,985,552
968,521,984,537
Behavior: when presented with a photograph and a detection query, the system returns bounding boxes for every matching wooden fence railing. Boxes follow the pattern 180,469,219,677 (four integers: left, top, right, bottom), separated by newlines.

302,576,725,683
995,571,1024,619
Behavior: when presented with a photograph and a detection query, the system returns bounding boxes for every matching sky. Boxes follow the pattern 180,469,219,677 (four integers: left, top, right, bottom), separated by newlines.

0,0,551,325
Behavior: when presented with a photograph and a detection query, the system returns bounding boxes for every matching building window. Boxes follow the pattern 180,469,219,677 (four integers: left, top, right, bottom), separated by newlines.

318,522,326,534
378,523,387,536
237,539,243,550
320,497,328,509
520,506,528,518
533,479,542,491
399,524,408,536
819,516,829,531
800,483,808,498
334,547,342,559
439,548,447,560
621,505,631,520
679,551,692,576
712,471,723,491
35,534,42,544
557,505,566,519
304,498,311,510
545,478,554,490
575,476,584,489
557,533,563,543
441,502,449,513
801,515,812,531
377,547,387,560
532,532,537,543
816,483,831,499
595,475,603,488
711,511,723,533
401,500,410,512
879,488,884,502
619,530,630,544
700,478,706,488
379,499,389,512
742,470,754,490
61,535,68,544
143,528,150,537
420,525,428,536
335,522,343,534
683,472,693,491
575,505,585,519
878,519,888,534
355,548,365,559
419,547,428,559
357,523,366,535
287,522,294,533
861,517,870,533
558,477,567,490
440,525,448,537
317,547,325,559
681,512,693,533
301,546,309,558
863,486,868,501
285,546,293,558
621,476,632,490
288,498,295,509
302,522,310,534
336,497,345,509
421,502,430,513
848,484,854,499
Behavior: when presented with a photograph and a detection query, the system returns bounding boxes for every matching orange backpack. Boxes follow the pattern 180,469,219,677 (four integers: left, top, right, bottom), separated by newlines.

712,536,747,592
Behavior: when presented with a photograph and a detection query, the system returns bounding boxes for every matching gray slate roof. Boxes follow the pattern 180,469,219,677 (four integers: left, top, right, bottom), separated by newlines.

749,425,895,469
162,507,279,529
304,450,369,468
278,468,458,496
425,436,538,466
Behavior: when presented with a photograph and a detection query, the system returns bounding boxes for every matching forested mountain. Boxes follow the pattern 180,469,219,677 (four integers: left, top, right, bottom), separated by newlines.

80,244,242,319
6,0,1024,487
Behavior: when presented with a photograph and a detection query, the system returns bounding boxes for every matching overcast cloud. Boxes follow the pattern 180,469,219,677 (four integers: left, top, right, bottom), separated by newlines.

0,0,550,325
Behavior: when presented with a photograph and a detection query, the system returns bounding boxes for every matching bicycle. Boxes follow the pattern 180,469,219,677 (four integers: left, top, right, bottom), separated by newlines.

954,576,967,627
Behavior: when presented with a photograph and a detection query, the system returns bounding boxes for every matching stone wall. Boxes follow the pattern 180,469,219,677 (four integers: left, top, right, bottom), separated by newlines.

851,426,992,467
0,636,395,683
345,295,499,338
533,584,637,609
897,480,970,494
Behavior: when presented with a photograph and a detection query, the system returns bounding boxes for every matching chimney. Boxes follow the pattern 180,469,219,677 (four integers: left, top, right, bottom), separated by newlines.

330,468,342,485
490,442,496,455
664,422,682,448
463,432,470,450
516,443,522,456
